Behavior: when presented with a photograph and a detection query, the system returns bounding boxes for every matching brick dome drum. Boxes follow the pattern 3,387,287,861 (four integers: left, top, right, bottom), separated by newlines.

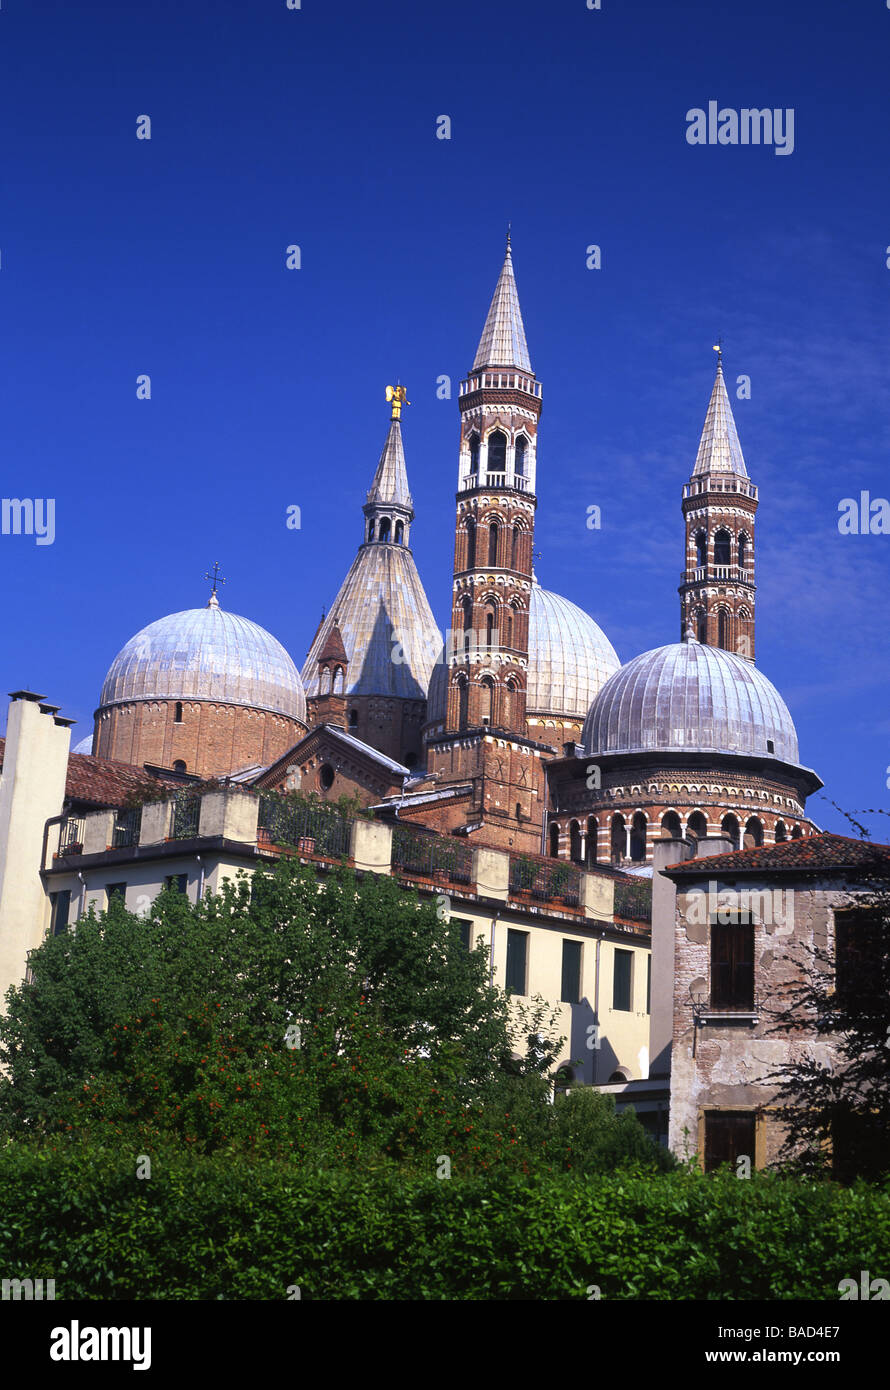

99,605,307,722
582,641,799,764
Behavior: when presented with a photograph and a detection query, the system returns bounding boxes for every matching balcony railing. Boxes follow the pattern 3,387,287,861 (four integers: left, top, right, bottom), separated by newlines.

459,472,530,493
391,824,473,885
57,816,85,857
509,853,580,907
681,566,752,584
614,877,652,923
171,793,200,840
112,806,142,849
257,794,352,859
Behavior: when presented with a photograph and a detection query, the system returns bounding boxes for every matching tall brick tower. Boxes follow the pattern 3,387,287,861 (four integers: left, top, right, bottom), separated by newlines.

422,236,552,850
679,350,758,660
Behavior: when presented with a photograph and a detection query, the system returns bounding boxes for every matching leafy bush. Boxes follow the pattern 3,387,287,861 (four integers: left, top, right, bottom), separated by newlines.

0,1141,886,1300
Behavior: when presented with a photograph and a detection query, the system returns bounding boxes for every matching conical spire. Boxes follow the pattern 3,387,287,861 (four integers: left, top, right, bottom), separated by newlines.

472,233,532,373
692,357,748,477
365,418,413,510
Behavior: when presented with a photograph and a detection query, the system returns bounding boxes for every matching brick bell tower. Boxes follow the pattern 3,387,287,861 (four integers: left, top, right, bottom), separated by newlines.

424,234,551,851
679,348,758,660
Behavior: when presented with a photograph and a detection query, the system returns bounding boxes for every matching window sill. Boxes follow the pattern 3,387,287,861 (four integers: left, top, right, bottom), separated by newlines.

698,1011,758,1026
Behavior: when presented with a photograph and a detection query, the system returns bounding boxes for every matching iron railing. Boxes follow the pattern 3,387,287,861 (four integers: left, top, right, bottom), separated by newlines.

57,816,85,856
257,794,352,858
391,824,473,885
112,806,142,848
614,877,652,923
171,793,200,840
509,853,580,907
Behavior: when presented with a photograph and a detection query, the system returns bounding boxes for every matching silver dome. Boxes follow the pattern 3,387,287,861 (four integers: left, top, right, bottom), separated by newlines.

100,603,307,722
426,582,619,724
583,641,799,764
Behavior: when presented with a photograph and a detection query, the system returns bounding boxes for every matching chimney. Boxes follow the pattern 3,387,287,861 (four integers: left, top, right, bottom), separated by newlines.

0,693,71,1000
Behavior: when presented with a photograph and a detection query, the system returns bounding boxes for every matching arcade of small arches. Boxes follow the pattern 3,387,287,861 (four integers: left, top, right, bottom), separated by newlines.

448,671,523,729
318,664,346,696
459,513,532,573
366,516,407,544
689,601,752,651
457,592,527,653
465,427,533,482
689,525,752,574
548,809,810,868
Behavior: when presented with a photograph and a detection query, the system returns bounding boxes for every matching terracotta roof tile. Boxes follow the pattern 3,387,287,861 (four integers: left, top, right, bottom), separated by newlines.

667,833,890,877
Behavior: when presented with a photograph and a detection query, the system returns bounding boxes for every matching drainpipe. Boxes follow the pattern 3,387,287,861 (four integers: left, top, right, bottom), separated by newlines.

196,854,205,900
489,909,500,987
77,871,86,922
593,937,602,1083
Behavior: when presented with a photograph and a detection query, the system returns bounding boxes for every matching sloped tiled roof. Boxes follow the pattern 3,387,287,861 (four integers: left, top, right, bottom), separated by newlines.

0,736,180,809
667,833,890,877
692,362,748,477
472,238,532,373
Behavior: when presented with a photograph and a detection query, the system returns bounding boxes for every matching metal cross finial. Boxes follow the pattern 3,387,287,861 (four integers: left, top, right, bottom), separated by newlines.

204,561,227,597
713,337,723,367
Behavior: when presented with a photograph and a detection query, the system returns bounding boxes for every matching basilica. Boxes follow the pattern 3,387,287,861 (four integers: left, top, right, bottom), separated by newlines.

77,235,821,860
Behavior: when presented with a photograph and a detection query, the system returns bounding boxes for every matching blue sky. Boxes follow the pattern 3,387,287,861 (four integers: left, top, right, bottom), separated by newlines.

1,0,888,837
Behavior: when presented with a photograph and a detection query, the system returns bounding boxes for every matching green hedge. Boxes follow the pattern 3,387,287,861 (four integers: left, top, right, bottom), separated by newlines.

1,1142,888,1300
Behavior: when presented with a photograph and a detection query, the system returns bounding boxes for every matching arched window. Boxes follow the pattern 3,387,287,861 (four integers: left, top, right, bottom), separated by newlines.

174,701,183,724
549,822,560,858
610,814,626,866
502,680,512,726
457,677,469,730
378,517,391,543
696,609,707,644
469,432,480,474
514,435,527,477
488,522,499,567
332,666,344,695
717,609,729,650
695,530,707,568
714,529,731,565
630,812,647,862
791,825,803,840
504,608,513,648
511,525,521,570
348,709,358,728
485,609,495,649
465,520,476,569
480,677,493,725
319,764,335,791
367,519,375,542
487,430,507,474
173,759,186,773
586,816,599,865
721,814,740,851
687,811,708,842
322,667,332,695
461,596,472,630
738,533,748,569
569,820,583,864
661,811,682,839
774,821,787,843
744,817,763,849
394,519,404,544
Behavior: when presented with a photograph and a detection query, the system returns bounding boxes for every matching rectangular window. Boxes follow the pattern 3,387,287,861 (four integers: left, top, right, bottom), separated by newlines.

453,918,472,951
165,873,188,895
835,908,882,1006
505,929,528,996
646,954,652,1014
105,882,127,907
560,939,582,1004
704,1111,756,1173
612,948,633,1012
710,921,754,1010
49,890,71,936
